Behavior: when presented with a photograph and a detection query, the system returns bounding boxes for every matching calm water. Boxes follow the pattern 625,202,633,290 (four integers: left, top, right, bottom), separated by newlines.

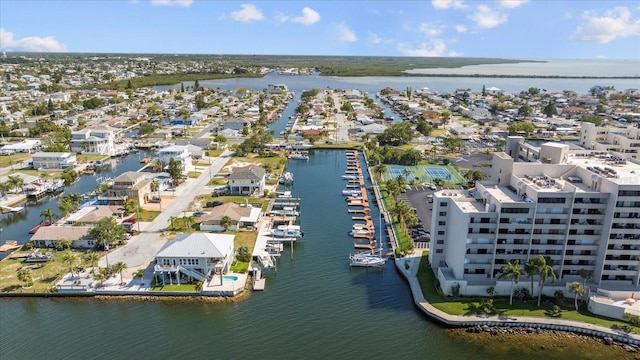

406,59,640,77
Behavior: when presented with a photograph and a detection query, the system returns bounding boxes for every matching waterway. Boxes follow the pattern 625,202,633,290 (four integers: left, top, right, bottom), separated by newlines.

0,150,625,359
0,151,154,249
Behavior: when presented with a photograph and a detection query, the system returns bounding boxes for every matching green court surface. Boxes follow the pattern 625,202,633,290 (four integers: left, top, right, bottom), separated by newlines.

383,165,465,185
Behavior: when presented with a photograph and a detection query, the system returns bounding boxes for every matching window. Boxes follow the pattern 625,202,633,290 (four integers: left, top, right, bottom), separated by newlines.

435,249,443,254
436,240,444,245
481,218,490,223
538,197,566,204
440,202,447,207
439,212,447,216
535,218,544,224
501,208,529,214
438,221,446,225
438,230,445,235
550,219,561,224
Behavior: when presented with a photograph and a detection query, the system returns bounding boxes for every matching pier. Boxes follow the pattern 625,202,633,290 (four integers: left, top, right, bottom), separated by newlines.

344,150,376,250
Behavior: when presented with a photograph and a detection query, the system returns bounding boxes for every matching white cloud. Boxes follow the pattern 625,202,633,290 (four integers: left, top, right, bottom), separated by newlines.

468,5,507,28
431,0,465,10
573,7,640,44
230,4,264,23
150,0,193,7
275,12,289,23
369,33,382,45
419,23,443,38
499,0,529,9
0,28,67,52
399,39,460,57
337,22,357,42
455,24,468,33
291,7,321,26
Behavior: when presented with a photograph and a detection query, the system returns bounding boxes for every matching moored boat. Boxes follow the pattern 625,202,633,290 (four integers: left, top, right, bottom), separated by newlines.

270,224,303,238
342,188,361,196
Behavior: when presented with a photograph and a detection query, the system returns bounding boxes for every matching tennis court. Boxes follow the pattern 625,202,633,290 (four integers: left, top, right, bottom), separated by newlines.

387,166,415,181
426,167,453,181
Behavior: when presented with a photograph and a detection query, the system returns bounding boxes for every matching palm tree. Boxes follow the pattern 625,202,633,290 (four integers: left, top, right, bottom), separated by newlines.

83,251,99,269
58,198,75,218
61,250,77,278
568,281,586,311
183,215,195,229
578,268,593,287
373,165,386,181
40,207,55,224
220,215,233,232
111,261,127,285
7,175,24,193
151,179,160,200
169,216,177,230
524,259,539,296
499,260,522,305
535,255,557,306
17,268,33,288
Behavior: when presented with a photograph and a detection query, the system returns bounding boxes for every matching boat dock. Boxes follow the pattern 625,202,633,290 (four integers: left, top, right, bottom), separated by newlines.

344,150,376,250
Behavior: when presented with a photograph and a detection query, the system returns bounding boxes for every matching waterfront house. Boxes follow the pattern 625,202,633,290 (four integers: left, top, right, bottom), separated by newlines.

102,171,152,206
153,233,235,284
227,164,265,196
1,139,41,154
31,152,77,170
157,145,193,173
64,205,125,225
70,126,118,155
198,202,261,231
31,226,96,249
220,119,249,132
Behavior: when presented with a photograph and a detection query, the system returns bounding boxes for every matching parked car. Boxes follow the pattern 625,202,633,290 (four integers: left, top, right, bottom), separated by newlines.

193,211,206,217
205,201,224,208
212,187,229,196
429,184,437,191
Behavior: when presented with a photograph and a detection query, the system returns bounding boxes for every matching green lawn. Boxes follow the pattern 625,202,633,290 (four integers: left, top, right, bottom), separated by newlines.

149,283,197,292
0,153,31,168
230,260,249,273
415,253,638,333
138,209,161,222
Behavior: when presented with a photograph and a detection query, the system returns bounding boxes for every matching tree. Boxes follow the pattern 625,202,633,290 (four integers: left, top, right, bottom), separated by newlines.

581,114,604,126
524,259,539,295
58,197,75,218
167,157,183,186
40,207,55,224
17,268,33,288
236,246,251,262
84,251,100,269
534,255,557,306
578,268,593,287
112,261,127,285
416,121,434,137
543,103,557,117
220,216,233,231
499,260,522,305
89,217,128,250
441,110,451,127
151,179,160,200
61,250,77,278
568,281,586,311
376,122,413,146
7,175,24,193
169,216,177,230
373,165,386,181
518,104,532,117
194,79,200,91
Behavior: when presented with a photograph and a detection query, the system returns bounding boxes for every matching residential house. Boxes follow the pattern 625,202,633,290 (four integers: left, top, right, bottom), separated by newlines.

157,145,193,173
70,127,117,155
102,171,152,206
1,139,41,154
228,164,265,196
64,205,125,225
31,226,96,249
153,233,235,284
31,152,77,169
199,202,261,231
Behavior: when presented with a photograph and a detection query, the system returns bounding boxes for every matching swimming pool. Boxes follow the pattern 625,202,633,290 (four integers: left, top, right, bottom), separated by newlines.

223,275,238,281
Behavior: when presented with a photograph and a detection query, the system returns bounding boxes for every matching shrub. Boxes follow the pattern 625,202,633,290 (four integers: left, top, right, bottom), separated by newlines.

451,282,460,297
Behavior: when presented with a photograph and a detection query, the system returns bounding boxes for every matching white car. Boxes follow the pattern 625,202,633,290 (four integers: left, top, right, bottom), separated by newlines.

429,184,437,190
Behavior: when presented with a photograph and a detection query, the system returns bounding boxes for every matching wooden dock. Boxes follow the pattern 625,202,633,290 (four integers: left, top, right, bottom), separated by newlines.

344,151,376,249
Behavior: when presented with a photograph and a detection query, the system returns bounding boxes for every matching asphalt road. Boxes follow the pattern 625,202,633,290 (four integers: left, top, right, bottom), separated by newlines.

401,185,436,234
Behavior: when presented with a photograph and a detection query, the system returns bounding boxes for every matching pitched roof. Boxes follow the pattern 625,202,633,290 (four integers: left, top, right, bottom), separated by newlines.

228,164,265,181
199,203,252,222
114,171,147,183
30,226,92,241
155,233,234,258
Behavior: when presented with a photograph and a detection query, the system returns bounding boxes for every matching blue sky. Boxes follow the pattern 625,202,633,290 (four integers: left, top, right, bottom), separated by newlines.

1,0,639,59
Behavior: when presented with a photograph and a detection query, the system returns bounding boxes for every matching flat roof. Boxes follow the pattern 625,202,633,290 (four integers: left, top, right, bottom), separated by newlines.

567,154,640,185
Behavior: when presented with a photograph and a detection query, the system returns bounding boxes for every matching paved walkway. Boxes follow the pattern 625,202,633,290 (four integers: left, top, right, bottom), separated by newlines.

397,250,640,344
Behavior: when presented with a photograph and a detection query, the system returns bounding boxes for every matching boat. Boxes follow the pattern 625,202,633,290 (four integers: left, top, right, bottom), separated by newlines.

341,174,358,180
29,220,53,234
279,172,294,184
24,250,53,263
269,207,300,217
349,251,386,268
289,152,309,160
349,216,386,268
349,229,372,237
342,189,362,196
270,224,303,238
140,157,151,163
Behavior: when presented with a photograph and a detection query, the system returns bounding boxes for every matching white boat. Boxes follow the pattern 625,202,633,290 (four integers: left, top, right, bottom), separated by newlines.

342,189,362,196
349,216,386,268
353,223,373,231
349,251,385,267
289,152,309,160
279,172,294,184
349,229,371,237
269,207,300,217
341,174,358,180
270,224,303,238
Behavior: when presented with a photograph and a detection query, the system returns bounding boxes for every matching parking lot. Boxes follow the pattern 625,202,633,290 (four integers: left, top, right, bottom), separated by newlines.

397,185,437,249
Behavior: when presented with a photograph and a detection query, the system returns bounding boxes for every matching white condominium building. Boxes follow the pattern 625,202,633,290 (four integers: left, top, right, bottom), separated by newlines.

580,122,640,160
430,139,640,296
